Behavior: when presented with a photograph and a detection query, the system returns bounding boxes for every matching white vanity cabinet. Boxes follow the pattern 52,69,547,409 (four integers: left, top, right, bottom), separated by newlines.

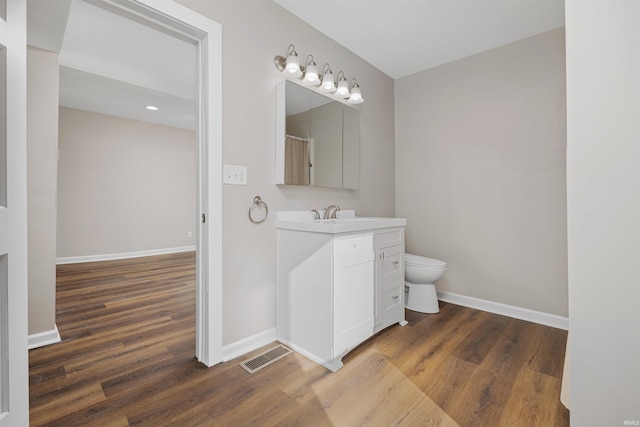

373,228,406,333
276,230,374,371
276,219,406,372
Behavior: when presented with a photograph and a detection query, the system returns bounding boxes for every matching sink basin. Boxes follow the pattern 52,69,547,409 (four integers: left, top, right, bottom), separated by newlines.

276,214,406,234
318,217,381,223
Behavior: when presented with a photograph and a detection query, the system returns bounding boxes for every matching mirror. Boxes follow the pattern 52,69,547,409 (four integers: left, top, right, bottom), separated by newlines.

275,80,359,189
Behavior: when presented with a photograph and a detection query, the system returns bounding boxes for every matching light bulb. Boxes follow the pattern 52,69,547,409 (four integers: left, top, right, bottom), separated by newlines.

302,56,320,86
335,77,350,98
284,53,302,77
320,64,336,93
283,45,302,77
347,84,364,104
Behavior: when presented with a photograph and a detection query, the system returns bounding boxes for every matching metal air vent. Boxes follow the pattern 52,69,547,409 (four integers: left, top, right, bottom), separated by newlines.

239,344,292,374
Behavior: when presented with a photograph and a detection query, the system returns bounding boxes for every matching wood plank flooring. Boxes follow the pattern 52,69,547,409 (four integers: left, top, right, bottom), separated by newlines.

29,252,569,426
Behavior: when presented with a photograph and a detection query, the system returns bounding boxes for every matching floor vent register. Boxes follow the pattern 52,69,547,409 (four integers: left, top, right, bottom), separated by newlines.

239,344,293,374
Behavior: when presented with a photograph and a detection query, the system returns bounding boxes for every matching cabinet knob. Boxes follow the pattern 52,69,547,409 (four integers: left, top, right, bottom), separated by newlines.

393,260,399,266
392,295,399,302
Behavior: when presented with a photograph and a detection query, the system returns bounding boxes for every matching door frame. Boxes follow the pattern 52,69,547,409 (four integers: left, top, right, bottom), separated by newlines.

0,0,29,424
89,0,223,366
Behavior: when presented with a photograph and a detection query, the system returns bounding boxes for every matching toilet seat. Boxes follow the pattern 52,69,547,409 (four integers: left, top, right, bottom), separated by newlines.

405,253,447,269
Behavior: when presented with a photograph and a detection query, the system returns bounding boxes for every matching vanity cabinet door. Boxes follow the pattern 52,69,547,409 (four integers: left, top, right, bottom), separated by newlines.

383,279,405,326
333,251,374,357
374,243,405,332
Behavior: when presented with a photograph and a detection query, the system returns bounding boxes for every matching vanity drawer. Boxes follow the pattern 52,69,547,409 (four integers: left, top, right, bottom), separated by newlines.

383,284,405,329
383,277,405,293
383,284,404,311
373,228,404,250
334,233,373,258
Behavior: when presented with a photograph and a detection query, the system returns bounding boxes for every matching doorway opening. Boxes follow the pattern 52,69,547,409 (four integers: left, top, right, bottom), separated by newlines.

55,0,222,366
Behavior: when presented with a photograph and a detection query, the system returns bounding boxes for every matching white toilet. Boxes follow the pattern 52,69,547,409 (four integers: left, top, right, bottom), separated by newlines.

404,253,447,314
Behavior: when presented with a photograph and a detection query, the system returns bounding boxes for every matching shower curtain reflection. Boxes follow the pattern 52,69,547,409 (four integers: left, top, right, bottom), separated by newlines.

284,135,310,185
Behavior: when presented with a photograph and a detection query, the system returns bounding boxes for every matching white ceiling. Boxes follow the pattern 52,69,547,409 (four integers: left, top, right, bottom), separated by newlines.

27,0,565,131
274,0,565,79
28,0,196,131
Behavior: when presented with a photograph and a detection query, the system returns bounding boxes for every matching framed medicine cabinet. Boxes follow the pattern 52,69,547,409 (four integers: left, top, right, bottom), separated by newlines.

275,80,360,190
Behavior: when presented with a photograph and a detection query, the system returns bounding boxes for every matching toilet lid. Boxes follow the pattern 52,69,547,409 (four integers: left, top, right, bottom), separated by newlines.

405,253,447,268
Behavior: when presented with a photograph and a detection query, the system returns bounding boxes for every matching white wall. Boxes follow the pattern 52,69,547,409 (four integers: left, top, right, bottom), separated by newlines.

174,0,397,345
27,46,58,336
57,108,196,258
395,29,568,317
566,1,640,424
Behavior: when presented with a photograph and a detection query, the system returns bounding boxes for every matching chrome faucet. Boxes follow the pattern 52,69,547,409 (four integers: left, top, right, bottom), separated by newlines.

323,204,340,219
311,209,321,220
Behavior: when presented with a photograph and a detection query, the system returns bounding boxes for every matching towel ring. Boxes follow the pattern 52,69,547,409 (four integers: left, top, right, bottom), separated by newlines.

249,196,268,224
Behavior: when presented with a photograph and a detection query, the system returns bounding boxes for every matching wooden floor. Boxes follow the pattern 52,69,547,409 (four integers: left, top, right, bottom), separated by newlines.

29,252,569,426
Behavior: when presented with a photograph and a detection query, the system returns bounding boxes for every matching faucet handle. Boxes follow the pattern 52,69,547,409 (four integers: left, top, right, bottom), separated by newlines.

311,209,321,220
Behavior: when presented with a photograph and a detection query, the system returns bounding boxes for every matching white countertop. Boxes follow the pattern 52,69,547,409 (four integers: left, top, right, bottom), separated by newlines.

275,210,406,234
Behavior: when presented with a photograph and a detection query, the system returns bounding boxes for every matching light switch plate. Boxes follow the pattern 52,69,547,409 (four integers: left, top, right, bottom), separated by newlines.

223,164,247,185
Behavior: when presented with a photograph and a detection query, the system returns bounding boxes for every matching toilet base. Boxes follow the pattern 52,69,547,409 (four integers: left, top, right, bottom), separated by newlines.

404,282,440,314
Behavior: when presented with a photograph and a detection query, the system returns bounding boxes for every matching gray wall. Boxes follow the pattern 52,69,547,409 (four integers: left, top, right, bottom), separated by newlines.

57,107,196,258
395,29,568,317
566,2,640,424
27,47,58,335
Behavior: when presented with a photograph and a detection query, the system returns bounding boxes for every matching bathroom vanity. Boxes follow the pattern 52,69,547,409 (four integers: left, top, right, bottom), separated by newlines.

276,211,407,371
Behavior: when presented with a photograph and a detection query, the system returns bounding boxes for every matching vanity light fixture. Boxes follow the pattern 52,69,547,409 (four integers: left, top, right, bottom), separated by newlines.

301,55,320,86
274,44,364,103
347,79,364,104
274,44,303,78
334,71,350,99
319,63,336,93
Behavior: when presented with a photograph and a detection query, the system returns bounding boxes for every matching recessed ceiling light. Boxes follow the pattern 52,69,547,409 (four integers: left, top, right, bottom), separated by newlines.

145,105,159,111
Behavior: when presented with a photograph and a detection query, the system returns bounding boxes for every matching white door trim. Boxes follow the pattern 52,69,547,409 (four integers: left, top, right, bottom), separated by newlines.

89,0,223,366
0,0,29,424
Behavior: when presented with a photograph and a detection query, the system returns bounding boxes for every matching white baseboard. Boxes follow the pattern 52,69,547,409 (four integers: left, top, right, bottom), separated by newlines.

222,328,278,362
276,338,343,372
29,323,279,360
437,291,569,330
56,245,196,265
28,325,61,350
